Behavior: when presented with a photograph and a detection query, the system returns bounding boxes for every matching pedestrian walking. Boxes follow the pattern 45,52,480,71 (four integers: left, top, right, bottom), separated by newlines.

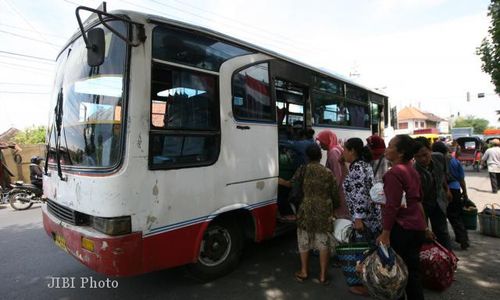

481,138,500,193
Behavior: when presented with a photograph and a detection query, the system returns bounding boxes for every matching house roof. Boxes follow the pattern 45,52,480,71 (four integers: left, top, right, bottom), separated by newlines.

398,106,446,122
423,112,445,122
398,107,428,121
0,128,19,142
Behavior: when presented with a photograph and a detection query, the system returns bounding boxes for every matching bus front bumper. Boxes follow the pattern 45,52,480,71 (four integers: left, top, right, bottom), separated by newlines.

42,205,143,276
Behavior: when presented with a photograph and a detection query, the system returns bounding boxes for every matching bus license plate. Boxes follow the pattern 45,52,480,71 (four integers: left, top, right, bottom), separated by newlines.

54,234,67,252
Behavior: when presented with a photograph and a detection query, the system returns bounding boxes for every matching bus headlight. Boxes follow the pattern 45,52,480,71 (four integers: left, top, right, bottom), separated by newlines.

91,216,131,236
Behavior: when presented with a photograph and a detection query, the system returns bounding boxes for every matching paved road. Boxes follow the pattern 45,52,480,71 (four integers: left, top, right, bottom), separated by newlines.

0,169,499,300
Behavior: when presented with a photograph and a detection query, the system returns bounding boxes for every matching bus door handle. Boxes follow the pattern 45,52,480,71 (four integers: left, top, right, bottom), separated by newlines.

236,125,250,130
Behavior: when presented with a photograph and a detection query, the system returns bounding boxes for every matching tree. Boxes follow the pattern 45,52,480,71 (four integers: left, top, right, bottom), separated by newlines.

477,0,500,94
454,116,489,134
13,126,46,144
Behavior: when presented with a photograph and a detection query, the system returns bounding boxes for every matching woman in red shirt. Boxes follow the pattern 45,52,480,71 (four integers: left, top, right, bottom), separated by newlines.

376,135,428,300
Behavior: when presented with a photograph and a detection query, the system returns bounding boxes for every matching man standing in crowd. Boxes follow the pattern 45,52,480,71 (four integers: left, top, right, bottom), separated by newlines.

413,137,452,250
432,141,470,250
482,139,500,193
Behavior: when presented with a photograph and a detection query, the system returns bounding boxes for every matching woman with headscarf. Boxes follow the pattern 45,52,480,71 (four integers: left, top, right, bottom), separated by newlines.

316,130,349,219
366,135,389,183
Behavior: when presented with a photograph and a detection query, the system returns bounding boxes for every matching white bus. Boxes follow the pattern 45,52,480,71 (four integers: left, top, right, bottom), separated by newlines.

42,3,389,280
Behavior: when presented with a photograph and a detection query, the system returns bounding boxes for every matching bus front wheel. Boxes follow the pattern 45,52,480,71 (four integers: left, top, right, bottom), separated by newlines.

188,220,243,281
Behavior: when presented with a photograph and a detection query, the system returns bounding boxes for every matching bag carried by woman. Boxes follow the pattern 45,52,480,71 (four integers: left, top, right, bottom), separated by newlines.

360,244,408,300
288,165,306,207
336,229,373,287
419,240,458,291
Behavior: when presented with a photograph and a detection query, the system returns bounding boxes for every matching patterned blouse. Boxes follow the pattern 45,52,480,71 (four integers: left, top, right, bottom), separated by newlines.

291,162,340,234
343,160,382,235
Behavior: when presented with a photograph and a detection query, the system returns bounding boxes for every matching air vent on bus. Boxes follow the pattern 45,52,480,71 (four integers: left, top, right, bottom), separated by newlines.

46,199,90,226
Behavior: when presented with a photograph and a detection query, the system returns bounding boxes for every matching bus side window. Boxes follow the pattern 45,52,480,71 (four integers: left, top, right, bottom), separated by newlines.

149,63,220,169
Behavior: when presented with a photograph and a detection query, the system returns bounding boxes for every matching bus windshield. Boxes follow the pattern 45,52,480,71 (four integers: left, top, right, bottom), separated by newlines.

47,20,127,169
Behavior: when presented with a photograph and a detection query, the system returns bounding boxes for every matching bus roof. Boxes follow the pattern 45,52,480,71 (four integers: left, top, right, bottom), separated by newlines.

64,8,387,99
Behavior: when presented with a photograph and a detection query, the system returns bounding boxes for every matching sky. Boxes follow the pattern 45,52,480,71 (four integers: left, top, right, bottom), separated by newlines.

0,0,499,134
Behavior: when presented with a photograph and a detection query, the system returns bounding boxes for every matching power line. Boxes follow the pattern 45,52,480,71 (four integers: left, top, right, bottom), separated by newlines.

0,82,50,86
0,54,55,65
0,22,67,40
0,50,54,62
0,91,50,94
0,61,53,73
2,0,59,50
0,29,63,47
171,0,307,46
145,0,309,51
119,0,316,58
62,0,87,7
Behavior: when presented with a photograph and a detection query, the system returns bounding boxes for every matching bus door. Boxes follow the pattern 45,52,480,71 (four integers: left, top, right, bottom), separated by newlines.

275,79,308,140
370,93,385,136
270,60,312,141
218,54,279,218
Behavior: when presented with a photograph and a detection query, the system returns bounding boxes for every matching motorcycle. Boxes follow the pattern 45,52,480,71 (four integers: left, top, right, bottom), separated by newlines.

8,181,45,210
6,156,46,211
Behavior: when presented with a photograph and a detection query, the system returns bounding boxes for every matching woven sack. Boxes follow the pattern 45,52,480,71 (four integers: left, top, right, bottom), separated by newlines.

336,230,373,286
479,203,500,237
360,244,408,300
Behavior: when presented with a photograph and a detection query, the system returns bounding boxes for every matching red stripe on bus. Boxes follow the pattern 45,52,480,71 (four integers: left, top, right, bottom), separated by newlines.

43,202,277,276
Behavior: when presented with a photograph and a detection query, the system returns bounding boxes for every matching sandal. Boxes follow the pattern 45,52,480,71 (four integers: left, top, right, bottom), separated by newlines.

294,271,308,283
313,277,330,286
349,286,369,296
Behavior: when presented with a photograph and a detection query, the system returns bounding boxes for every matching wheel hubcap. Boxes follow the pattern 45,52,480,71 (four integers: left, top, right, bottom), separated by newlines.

199,226,232,267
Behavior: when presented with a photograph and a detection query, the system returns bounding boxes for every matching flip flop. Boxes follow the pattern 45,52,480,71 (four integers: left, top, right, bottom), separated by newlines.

294,271,308,283
349,286,369,296
313,277,330,286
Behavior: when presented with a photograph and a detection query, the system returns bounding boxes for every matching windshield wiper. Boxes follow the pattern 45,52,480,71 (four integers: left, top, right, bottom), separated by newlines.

46,87,67,181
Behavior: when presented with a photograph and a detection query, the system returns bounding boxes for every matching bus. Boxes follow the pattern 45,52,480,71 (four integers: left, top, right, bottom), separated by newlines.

42,3,389,280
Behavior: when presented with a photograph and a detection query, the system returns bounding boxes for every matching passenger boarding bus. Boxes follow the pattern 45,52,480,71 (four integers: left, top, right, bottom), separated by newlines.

42,3,389,280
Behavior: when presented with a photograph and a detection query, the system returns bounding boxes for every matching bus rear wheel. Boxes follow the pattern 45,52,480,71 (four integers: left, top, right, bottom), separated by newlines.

188,220,243,281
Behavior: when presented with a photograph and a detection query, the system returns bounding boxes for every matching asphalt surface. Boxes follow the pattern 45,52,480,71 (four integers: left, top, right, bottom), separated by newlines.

0,168,499,300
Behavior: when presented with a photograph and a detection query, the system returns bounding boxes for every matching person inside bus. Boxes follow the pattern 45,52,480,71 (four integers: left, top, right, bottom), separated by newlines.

376,134,427,300
281,128,316,166
316,130,349,219
280,144,339,285
277,145,300,221
432,141,470,250
413,137,452,250
277,128,316,221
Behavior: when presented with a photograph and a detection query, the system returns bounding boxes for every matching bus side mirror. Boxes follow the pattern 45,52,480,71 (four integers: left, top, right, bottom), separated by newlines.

87,28,105,67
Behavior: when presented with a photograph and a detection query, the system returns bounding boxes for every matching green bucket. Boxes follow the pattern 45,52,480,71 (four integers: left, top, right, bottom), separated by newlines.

462,208,478,230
